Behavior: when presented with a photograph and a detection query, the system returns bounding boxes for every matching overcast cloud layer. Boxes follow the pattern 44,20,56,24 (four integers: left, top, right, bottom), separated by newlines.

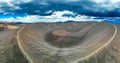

0,0,120,17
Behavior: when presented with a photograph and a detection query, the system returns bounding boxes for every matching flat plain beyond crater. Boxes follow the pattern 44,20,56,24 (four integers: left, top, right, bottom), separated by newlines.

0,22,120,63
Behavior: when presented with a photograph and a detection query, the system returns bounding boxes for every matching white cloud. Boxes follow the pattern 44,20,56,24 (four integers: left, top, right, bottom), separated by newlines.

92,0,120,11
0,0,32,3
47,10,74,18
92,0,120,3
0,17,16,22
0,0,13,2
0,10,103,23
0,0,31,14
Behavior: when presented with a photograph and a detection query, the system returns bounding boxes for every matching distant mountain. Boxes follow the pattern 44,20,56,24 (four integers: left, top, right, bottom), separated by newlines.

0,21,28,25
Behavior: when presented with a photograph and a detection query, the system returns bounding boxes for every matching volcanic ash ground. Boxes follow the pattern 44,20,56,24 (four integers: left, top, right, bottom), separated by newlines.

0,22,120,63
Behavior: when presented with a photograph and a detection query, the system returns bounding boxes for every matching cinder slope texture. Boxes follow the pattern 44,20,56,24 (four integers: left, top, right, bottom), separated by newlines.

0,22,120,63
0,30,28,63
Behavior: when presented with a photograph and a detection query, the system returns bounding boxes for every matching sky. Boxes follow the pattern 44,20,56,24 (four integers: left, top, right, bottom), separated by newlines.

0,0,120,23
